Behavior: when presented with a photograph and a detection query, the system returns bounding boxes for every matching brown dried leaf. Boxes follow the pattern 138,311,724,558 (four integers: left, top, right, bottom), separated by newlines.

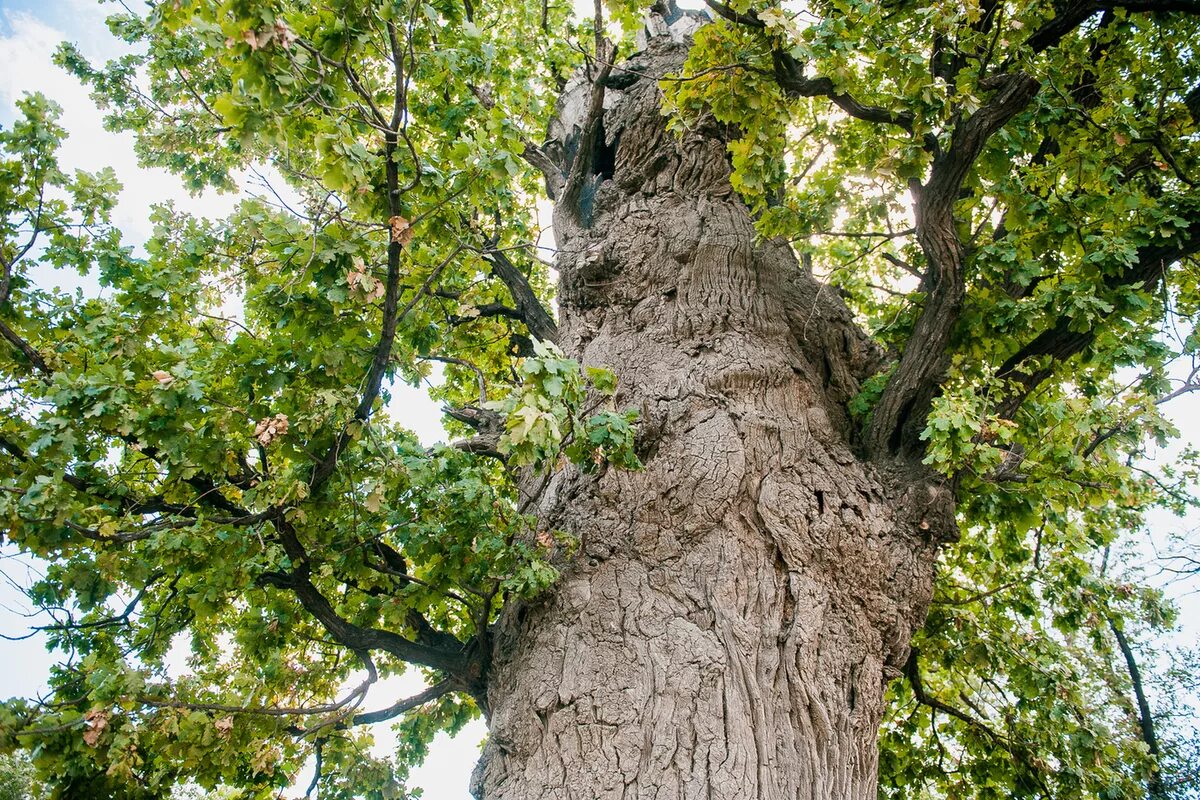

214,715,235,739
348,268,386,301
273,21,296,50
83,708,110,747
254,413,289,447
241,28,276,50
388,215,415,246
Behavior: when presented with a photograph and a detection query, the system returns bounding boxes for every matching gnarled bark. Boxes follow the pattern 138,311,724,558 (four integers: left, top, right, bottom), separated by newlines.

473,38,953,800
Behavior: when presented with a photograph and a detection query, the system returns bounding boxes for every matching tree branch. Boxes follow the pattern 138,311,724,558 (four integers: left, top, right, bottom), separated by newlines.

138,678,373,720
258,519,474,680
558,49,616,222
0,318,50,374
469,85,566,199
705,0,915,130
1020,0,1200,63
1019,1,1107,58
481,245,559,344
702,0,763,26
309,243,463,489
905,647,1003,741
1108,618,1167,799
1103,0,1200,12
0,433,260,530
770,50,915,130
350,679,452,725
867,73,1040,457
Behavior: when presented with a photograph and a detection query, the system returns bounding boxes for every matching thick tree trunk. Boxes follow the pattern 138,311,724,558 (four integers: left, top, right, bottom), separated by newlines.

473,38,953,800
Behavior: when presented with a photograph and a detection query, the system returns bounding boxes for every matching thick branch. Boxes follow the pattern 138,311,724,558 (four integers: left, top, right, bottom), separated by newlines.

705,0,914,130
0,433,258,529
257,569,468,676
558,59,616,221
558,0,616,223
308,236,462,489
132,678,450,743
259,520,472,679
0,318,50,374
351,679,452,725
1021,0,1200,61
702,0,763,28
1020,1,1107,57
904,648,1003,741
483,247,559,344
1104,0,1200,11
867,73,1040,457
138,679,372,720
442,404,506,460
771,50,915,130
308,126,406,490
0,205,50,374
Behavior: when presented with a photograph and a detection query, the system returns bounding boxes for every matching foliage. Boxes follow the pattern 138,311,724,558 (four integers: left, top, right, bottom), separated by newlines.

0,0,1199,798
487,340,640,471
0,751,40,800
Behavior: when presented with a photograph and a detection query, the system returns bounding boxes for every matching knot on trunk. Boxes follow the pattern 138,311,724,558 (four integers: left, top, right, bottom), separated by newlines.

444,405,505,460
898,477,959,545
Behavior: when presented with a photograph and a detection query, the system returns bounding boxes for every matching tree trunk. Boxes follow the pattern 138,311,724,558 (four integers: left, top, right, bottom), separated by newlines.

473,37,953,800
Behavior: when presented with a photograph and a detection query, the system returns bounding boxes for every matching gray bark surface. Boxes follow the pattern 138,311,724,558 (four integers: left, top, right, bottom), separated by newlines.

473,38,953,800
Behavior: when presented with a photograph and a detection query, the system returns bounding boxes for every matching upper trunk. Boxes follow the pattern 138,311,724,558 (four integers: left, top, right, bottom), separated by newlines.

472,37,954,800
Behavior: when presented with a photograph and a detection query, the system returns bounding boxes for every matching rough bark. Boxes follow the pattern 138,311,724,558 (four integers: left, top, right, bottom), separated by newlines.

473,37,954,800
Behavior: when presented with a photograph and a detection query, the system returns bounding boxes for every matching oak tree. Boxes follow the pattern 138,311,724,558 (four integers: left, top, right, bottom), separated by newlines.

2,0,1199,798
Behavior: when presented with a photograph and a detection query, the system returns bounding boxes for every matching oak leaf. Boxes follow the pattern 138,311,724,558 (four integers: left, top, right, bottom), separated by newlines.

214,715,235,739
388,215,415,246
83,708,110,747
254,413,289,446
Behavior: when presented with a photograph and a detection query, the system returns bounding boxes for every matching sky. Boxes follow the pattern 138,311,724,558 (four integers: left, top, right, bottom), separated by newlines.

0,1,1198,798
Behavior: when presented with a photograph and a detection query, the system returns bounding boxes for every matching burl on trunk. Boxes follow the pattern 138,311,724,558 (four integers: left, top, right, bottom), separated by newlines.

473,35,954,800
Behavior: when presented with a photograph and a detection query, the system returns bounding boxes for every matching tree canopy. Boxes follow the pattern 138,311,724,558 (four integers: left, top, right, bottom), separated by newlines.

1,0,1199,797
